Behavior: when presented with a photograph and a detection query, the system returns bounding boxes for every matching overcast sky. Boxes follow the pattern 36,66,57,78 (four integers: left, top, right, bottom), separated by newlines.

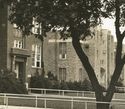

102,18,125,43
102,18,116,37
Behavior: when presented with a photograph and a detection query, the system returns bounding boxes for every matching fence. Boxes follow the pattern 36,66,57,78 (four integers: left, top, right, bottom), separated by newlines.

28,88,95,98
115,86,125,92
0,93,125,109
28,87,125,99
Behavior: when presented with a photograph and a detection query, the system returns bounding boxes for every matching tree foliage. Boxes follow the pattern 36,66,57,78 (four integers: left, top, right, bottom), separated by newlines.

2,0,125,109
7,0,104,38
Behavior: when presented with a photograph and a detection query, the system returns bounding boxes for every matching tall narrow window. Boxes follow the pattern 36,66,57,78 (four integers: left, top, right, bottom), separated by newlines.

59,68,66,81
32,44,41,68
59,42,67,59
32,18,42,35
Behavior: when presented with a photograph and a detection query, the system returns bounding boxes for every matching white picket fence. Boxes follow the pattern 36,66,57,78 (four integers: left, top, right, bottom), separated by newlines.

28,88,95,97
0,93,125,109
28,87,125,99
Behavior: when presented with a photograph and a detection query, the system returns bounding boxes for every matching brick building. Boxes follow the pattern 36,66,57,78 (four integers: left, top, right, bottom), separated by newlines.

0,4,117,88
46,29,115,88
94,29,114,88
46,32,89,82
0,5,47,84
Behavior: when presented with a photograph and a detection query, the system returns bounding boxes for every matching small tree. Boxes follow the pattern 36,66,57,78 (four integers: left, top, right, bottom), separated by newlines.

2,0,125,108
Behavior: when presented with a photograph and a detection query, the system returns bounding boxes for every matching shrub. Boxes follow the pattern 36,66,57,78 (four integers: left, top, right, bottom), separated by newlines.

82,79,93,91
0,69,27,94
30,73,53,89
59,81,69,90
30,72,94,91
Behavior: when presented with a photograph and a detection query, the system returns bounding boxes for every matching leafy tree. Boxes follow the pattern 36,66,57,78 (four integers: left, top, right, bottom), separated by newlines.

1,0,125,109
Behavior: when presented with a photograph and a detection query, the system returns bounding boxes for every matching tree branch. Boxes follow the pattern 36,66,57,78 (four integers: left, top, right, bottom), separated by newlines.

122,54,125,63
115,0,121,40
121,30,125,39
71,29,103,99
104,0,125,101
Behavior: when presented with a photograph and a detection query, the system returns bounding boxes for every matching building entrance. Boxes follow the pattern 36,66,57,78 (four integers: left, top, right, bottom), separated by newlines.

15,61,25,83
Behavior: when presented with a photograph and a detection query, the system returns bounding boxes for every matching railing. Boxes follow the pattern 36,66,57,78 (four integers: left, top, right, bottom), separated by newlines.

28,88,95,98
0,93,125,109
115,86,125,92
28,87,125,100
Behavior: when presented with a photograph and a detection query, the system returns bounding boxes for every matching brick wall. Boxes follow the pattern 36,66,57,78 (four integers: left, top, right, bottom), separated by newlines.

0,4,8,70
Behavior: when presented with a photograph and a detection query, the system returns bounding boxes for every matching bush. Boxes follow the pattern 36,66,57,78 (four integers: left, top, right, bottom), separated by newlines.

30,72,94,91
81,79,93,91
59,81,69,90
0,69,27,94
30,72,53,89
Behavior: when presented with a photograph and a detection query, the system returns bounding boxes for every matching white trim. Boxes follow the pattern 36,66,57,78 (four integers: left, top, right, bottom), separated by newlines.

59,54,67,59
48,39,89,44
32,44,41,68
13,40,23,49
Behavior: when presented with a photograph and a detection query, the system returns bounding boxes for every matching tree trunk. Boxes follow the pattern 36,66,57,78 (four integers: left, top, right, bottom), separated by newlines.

71,32,101,92
71,33,114,109
96,103,110,109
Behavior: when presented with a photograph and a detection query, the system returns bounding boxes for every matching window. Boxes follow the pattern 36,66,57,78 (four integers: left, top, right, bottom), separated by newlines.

14,40,23,49
59,68,66,81
32,18,42,35
32,44,41,68
79,68,83,81
59,42,67,59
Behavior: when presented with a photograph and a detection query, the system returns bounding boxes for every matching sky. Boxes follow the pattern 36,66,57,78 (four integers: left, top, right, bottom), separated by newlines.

101,18,116,39
102,18,125,42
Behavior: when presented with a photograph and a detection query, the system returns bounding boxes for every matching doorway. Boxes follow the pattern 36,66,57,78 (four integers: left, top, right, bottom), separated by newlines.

15,62,25,83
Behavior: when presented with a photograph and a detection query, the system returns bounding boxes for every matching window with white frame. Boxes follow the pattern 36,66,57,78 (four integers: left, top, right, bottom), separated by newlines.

59,68,66,81
32,44,41,68
14,40,23,49
59,42,67,59
32,18,42,35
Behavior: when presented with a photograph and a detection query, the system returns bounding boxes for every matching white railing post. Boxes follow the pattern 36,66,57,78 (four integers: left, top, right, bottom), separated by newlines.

35,96,38,107
77,91,79,96
4,94,6,105
6,96,8,109
44,89,46,95
59,90,60,95
44,98,47,109
113,93,116,99
85,101,87,109
71,98,74,109
62,91,64,96
41,89,43,94
82,91,84,97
